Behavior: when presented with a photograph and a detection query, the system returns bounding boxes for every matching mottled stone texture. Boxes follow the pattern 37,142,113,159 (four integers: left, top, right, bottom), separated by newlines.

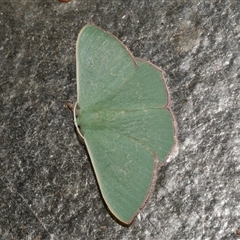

0,0,239,239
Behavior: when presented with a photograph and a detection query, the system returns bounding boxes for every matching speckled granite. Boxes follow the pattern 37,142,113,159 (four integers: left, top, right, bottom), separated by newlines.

0,0,239,239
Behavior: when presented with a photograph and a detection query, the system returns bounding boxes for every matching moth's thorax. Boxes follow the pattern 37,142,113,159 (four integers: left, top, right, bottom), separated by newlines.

77,107,125,133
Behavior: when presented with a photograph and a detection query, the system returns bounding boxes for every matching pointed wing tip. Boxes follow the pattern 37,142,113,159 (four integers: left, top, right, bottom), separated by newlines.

116,153,160,226
112,212,137,226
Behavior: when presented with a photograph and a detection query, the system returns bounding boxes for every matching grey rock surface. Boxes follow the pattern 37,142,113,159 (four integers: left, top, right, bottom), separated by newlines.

0,0,239,239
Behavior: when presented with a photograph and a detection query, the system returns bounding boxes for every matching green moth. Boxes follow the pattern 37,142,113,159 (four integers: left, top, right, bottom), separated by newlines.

73,24,177,225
